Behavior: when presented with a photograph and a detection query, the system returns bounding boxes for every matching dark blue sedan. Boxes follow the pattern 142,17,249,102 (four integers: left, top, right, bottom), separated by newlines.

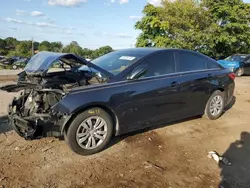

1,48,235,155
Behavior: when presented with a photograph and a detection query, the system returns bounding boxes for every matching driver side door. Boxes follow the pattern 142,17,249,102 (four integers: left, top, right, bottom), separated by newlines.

116,51,186,133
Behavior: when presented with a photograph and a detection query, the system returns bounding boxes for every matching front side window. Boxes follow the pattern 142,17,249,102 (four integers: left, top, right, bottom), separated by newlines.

177,52,207,72
138,52,176,78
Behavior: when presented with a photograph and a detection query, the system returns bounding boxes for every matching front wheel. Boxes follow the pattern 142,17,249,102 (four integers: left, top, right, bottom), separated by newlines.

236,68,244,77
204,91,225,120
65,108,113,155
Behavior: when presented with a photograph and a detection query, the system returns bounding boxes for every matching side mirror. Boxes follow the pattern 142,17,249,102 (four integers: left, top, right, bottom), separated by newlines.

127,66,147,80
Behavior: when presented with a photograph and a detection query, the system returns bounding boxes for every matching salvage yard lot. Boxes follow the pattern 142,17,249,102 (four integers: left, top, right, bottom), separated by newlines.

0,76,250,188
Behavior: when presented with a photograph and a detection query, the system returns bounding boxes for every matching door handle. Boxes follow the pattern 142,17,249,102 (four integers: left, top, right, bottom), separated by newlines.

170,81,179,88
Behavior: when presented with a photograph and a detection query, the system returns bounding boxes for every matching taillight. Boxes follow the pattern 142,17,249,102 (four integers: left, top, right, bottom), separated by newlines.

228,73,235,80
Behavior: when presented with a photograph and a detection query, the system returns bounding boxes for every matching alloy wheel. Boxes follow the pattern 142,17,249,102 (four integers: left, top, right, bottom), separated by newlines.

76,116,108,150
209,95,223,116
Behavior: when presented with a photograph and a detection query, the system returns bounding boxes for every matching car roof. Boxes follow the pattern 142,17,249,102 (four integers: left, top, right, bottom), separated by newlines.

114,48,165,56
114,48,201,57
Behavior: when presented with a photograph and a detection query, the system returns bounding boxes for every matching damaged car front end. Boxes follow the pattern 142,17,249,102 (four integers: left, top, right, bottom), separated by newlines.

1,51,112,140
7,86,65,139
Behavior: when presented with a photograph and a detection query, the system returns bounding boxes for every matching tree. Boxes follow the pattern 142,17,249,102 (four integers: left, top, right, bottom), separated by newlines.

0,39,7,55
0,37,113,59
135,0,250,59
62,41,83,56
38,41,51,51
50,42,63,52
5,37,18,47
201,0,250,58
8,40,32,57
135,4,169,47
82,48,93,59
135,2,211,50
94,46,113,58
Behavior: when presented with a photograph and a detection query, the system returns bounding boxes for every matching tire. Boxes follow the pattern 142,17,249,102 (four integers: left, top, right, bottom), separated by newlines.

236,68,244,77
204,90,225,120
65,107,113,155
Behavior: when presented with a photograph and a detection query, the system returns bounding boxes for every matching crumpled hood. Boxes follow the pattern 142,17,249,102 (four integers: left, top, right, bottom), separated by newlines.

24,51,113,77
217,60,240,69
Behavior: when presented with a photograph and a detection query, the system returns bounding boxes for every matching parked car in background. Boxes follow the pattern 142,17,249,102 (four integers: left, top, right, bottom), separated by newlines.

218,54,250,76
0,56,6,60
12,57,30,69
1,49,235,155
0,56,21,65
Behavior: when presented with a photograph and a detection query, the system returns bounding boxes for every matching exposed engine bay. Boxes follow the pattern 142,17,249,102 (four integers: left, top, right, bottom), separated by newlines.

1,52,110,139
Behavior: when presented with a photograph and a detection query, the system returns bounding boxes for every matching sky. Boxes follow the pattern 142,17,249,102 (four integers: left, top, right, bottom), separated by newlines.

0,0,250,49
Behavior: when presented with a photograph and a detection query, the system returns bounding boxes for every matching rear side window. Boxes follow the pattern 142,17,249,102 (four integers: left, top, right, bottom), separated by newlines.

139,52,176,78
177,52,207,72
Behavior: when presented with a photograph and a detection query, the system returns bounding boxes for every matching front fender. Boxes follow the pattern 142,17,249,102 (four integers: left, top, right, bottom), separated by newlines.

52,85,125,135
52,90,113,115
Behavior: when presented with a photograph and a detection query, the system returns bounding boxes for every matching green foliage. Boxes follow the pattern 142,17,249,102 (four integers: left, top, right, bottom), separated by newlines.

7,40,32,57
135,0,250,59
135,4,169,47
62,41,83,56
62,43,113,59
5,37,18,46
93,46,114,59
38,41,52,51
50,42,63,52
201,0,250,58
0,39,7,55
0,37,114,60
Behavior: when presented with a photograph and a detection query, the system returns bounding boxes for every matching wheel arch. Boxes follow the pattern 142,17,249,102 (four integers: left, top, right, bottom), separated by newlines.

217,87,225,92
203,87,225,111
61,104,120,136
210,87,225,101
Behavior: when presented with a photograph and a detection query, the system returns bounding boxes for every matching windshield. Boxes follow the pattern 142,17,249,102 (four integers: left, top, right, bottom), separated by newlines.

225,55,247,62
83,51,143,75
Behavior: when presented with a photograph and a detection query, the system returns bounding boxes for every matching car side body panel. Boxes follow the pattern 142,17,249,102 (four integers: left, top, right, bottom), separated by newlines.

54,68,234,136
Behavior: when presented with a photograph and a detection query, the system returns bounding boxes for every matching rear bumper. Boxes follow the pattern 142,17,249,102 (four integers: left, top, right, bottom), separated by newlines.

225,81,235,107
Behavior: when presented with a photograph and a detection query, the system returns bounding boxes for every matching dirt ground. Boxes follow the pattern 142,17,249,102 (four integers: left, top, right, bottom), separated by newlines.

0,76,250,188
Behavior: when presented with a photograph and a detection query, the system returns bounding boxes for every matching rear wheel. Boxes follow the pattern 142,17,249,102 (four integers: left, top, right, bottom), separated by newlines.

236,68,244,77
65,108,113,155
204,91,225,120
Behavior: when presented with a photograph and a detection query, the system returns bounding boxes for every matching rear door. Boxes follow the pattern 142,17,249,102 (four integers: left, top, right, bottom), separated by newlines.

117,51,186,133
176,51,221,116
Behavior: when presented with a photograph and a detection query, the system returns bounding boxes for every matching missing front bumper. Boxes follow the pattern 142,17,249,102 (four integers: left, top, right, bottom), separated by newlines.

8,100,62,139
